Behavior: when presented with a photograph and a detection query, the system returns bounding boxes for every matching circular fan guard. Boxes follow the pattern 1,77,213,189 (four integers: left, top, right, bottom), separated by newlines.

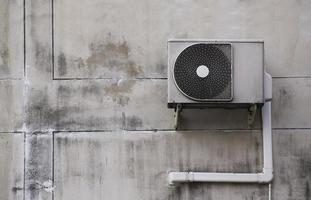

173,43,232,101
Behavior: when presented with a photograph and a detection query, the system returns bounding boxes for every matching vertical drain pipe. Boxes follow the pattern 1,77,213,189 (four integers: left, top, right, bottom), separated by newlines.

168,72,273,185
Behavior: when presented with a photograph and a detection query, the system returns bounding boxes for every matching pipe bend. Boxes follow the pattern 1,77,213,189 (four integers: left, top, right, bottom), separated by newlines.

258,169,273,183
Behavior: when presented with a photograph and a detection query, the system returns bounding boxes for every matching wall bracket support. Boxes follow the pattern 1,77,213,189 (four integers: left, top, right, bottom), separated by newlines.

174,104,182,130
248,104,257,127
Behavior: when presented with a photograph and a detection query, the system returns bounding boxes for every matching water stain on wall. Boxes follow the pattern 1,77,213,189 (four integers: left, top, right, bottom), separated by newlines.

0,47,10,75
103,80,135,106
57,39,143,78
104,80,135,95
57,53,67,76
27,86,124,131
125,115,143,130
86,40,142,77
34,42,52,73
87,41,129,62
25,134,52,199
273,85,294,124
27,89,68,130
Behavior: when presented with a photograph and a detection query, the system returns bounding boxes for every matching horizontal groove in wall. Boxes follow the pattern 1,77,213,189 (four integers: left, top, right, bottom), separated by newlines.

52,76,311,81
53,129,261,134
0,78,24,81
272,76,311,79
272,128,311,130
25,131,54,135
52,77,167,81
0,132,24,134
52,127,311,134
53,129,173,133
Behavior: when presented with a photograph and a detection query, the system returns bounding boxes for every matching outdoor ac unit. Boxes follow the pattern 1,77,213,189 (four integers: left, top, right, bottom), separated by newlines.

168,39,267,109
167,39,273,186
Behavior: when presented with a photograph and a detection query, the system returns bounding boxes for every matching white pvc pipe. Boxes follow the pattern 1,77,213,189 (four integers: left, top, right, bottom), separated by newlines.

168,73,273,185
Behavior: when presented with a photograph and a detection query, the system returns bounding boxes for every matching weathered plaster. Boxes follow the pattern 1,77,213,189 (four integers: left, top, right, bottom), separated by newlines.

1,0,311,199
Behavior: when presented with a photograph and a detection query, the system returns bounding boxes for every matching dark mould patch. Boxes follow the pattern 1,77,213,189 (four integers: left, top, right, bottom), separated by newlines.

27,183,39,191
299,152,311,178
57,83,103,99
25,135,52,180
125,115,143,130
187,183,212,200
57,52,67,76
25,134,53,200
34,42,52,73
168,186,182,200
27,88,113,130
103,80,135,106
75,57,86,69
56,135,69,148
122,112,126,129
306,181,310,200
280,87,288,96
0,47,10,75
117,96,130,107
27,89,78,130
57,85,72,99
11,186,23,192
276,86,293,110
156,62,166,76
255,136,261,169
81,83,101,97
104,80,135,96
124,141,135,178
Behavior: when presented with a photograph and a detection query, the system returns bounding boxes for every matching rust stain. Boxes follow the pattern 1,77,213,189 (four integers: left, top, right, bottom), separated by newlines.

126,61,142,77
86,41,129,65
84,40,142,77
105,41,129,57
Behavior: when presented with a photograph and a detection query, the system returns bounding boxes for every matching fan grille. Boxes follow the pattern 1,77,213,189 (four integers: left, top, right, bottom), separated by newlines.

173,43,232,101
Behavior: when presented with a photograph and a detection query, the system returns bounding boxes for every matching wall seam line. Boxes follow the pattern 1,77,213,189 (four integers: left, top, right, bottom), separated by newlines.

51,76,311,81
23,0,26,78
23,132,26,200
23,0,26,198
52,131,55,200
52,0,55,80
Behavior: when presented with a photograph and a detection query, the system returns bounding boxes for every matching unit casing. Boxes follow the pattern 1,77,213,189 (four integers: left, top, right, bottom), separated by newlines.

168,39,265,108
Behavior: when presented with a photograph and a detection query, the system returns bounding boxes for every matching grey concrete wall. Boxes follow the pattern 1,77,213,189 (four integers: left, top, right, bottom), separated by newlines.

1,0,311,199
0,133,24,200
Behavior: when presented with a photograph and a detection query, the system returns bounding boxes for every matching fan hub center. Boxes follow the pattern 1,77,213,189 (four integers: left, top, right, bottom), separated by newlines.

196,65,209,78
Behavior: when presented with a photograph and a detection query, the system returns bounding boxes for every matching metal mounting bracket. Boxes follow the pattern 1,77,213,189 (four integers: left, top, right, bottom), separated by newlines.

174,104,182,130
248,104,257,127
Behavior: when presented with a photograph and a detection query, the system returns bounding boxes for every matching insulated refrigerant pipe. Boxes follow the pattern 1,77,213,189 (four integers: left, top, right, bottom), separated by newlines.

168,72,273,185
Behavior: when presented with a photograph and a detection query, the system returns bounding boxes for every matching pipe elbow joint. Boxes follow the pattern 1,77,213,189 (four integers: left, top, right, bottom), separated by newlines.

258,169,273,183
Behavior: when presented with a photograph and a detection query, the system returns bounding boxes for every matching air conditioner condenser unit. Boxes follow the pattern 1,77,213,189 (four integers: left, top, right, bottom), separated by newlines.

166,39,273,187
168,39,267,109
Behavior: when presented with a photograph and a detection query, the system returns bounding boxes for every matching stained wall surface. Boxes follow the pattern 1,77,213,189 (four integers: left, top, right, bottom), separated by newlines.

1,0,311,199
